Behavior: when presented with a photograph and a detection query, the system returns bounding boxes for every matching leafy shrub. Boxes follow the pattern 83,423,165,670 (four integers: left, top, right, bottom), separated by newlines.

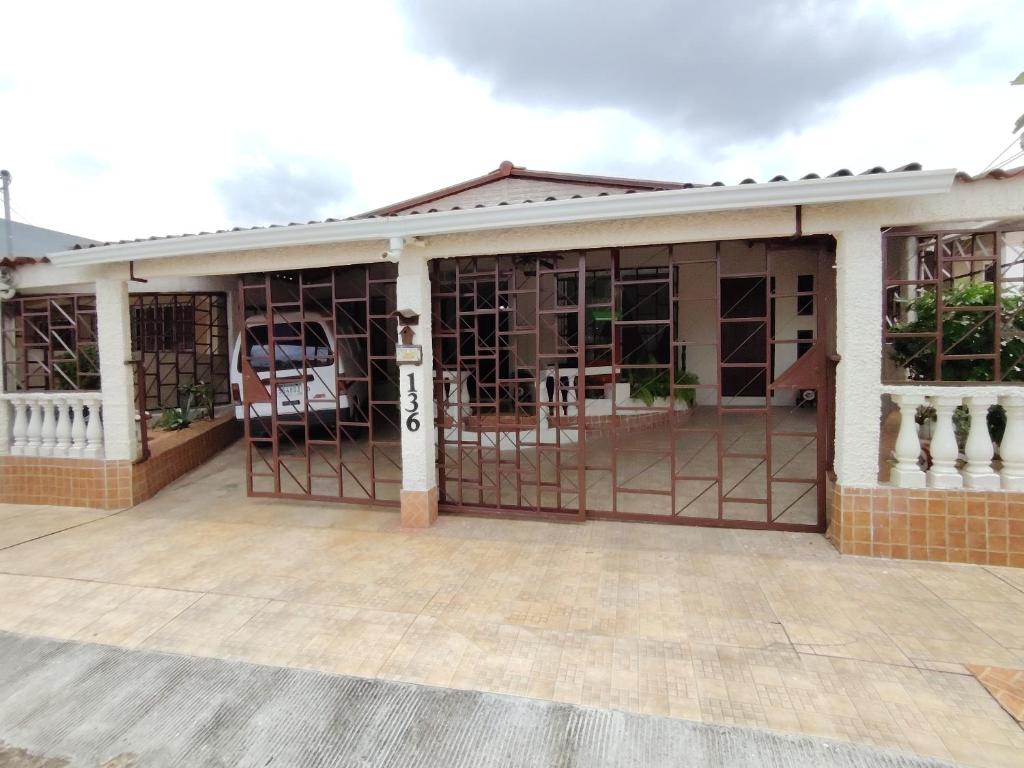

888,281,1024,382
153,381,214,431
626,360,699,407
890,281,1020,445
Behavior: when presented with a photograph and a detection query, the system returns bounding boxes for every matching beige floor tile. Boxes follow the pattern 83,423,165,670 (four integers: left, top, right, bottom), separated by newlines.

2,445,1024,766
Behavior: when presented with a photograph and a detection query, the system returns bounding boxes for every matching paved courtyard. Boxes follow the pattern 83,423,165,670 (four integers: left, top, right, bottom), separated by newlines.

0,442,1023,766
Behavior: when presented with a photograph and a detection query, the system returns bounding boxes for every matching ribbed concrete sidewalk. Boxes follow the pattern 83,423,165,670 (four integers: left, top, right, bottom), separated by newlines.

0,632,962,768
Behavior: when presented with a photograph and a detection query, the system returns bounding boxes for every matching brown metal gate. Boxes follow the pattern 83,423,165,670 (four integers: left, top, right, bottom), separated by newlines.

432,240,830,530
239,264,401,504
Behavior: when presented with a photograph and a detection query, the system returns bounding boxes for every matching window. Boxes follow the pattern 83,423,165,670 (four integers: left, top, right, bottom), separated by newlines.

797,274,814,316
557,267,671,364
883,227,1024,383
131,302,196,353
797,329,813,358
244,322,334,373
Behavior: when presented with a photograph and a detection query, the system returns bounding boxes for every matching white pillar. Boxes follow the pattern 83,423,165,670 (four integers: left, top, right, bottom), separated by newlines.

0,299,8,451
394,242,438,527
95,278,139,461
927,394,963,489
889,392,926,488
833,228,884,486
962,394,1000,489
999,394,1024,491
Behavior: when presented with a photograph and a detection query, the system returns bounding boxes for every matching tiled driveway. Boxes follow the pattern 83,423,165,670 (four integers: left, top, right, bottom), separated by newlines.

0,443,1023,767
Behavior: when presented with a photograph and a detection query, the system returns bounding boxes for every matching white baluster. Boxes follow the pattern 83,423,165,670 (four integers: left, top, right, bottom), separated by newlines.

10,396,28,456
0,398,9,455
889,393,926,488
39,397,57,457
25,400,43,457
54,396,72,458
70,398,87,458
999,393,1024,491
927,394,963,489
962,394,1000,489
84,396,103,458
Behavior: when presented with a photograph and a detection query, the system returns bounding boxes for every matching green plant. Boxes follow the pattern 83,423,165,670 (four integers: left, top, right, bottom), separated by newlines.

626,358,699,407
889,281,1020,445
54,344,99,390
888,281,1024,382
153,381,214,431
153,407,192,431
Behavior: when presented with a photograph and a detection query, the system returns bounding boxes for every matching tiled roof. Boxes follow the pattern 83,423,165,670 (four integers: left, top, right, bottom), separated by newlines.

68,162,1022,250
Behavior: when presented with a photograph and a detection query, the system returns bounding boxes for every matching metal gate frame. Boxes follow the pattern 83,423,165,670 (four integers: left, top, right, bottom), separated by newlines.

431,254,586,520
431,240,831,531
239,265,401,505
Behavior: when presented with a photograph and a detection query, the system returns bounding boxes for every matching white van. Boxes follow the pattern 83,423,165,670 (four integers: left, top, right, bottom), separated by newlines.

230,311,366,427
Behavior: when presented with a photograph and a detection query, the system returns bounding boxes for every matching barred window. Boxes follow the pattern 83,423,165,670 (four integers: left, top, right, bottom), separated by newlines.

883,227,1024,383
131,300,196,353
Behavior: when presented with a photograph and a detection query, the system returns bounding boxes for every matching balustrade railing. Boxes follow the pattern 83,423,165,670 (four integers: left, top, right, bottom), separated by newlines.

0,392,104,459
883,386,1024,491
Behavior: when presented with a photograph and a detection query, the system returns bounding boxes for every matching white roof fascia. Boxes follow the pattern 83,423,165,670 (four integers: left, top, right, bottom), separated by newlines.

47,169,956,267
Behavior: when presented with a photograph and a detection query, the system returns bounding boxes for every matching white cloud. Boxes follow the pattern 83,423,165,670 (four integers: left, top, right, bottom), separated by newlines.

0,0,1020,242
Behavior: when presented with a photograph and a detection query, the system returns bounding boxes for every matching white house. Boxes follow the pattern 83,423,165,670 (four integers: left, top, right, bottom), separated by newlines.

2,160,1023,567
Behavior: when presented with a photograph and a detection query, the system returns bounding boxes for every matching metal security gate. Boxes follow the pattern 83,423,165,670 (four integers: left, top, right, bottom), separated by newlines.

239,265,401,504
432,240,831,530
432,254,586,518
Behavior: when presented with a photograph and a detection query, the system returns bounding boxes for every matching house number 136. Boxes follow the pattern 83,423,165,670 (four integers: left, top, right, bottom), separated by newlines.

405,372,420,432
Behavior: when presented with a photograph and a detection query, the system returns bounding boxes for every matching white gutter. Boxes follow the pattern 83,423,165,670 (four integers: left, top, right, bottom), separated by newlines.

48,169,955,267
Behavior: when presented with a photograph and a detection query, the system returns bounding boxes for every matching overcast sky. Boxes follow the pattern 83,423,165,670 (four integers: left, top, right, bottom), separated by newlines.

1,0,1021,242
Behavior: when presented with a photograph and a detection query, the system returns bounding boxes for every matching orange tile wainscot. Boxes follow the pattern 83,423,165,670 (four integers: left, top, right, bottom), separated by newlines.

0,413,241,510
830,486,1024,567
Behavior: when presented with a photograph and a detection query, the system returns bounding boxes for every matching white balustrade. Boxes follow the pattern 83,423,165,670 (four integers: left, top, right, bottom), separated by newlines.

0,392,104,459
883,386,1024,491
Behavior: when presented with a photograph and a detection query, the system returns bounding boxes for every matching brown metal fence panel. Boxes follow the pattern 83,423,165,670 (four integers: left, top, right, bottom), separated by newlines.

432,240,830,531
2,293,228,411
883,226,1024,383
240,265,400,505
131,293,230,410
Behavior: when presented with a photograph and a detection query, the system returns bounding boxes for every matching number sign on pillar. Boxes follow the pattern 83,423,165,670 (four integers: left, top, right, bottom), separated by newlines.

397,322,423,434
405,372,421,432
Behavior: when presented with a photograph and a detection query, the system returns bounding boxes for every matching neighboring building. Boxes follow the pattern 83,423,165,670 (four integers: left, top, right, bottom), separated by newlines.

0,220,100,263
2,160,1023,568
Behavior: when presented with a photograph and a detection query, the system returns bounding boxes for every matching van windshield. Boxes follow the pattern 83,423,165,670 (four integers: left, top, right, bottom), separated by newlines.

244,322,334,372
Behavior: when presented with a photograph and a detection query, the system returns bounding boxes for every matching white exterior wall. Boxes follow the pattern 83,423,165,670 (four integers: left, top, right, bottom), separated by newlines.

95,278,140,461
834,229,884,487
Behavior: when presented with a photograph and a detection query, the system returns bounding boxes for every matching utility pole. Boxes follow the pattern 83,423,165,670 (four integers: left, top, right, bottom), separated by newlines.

0,170,12,259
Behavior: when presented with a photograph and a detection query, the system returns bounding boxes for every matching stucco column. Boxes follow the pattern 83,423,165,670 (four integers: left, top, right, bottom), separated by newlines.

833,227,884,487
0,298,8,454
95,277,139,461
395,246,438,527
